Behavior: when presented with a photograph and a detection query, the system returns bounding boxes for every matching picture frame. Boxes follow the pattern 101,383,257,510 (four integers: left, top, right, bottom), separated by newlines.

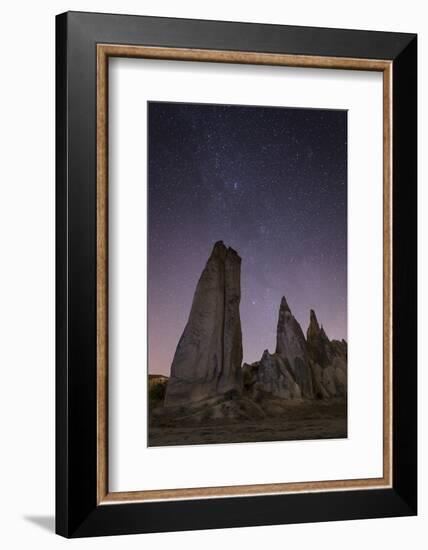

56,11,417,538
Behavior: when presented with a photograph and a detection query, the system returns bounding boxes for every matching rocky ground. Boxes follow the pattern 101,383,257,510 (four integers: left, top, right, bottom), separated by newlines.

148,392,347,446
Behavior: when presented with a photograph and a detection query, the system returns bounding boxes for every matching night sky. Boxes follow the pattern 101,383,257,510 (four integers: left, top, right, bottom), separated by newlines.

148,102,347,376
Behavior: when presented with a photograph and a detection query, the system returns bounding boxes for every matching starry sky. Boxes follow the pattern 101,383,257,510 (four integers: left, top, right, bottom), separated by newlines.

148,102,347,376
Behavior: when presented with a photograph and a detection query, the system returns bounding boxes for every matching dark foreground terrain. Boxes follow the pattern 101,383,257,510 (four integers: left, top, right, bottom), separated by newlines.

148,393,347,447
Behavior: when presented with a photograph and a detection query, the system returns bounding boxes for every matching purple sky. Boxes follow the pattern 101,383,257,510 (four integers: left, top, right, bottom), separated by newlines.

148,102,347,376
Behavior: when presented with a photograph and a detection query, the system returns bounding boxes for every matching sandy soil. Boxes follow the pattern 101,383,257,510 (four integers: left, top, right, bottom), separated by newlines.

149,399,347,447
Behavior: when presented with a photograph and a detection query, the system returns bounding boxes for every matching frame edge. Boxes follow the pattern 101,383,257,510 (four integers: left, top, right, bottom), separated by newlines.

391,34,418,515
55,12,418,537
55,11,69,538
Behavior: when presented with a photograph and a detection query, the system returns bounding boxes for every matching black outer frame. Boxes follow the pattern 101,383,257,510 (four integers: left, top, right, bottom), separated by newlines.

56,11,417,538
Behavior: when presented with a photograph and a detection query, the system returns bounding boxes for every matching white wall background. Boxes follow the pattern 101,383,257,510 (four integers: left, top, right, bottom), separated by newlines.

0,0,424,547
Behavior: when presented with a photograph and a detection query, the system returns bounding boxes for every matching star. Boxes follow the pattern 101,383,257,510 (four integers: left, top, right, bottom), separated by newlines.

148,101,348,374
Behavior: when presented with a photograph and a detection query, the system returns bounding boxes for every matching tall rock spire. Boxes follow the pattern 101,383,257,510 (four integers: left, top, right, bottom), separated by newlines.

306,309,348,398
308,309,320,333
218,246,243,394
165,241,243,406
307,308,330,368
275,296,313,398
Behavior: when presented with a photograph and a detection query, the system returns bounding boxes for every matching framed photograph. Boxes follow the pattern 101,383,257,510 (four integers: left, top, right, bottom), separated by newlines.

56,11,417,537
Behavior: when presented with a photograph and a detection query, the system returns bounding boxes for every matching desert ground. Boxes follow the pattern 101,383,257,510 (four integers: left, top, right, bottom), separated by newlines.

148,392,347,446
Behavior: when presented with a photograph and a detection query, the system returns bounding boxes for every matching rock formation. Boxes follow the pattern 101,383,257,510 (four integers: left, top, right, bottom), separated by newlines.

243,300,347,401
276,297,314,398
242,350,301,401
164,241,243,406
243,297,312,400
306,309,330,368
306,309,347,398
163,242,346,407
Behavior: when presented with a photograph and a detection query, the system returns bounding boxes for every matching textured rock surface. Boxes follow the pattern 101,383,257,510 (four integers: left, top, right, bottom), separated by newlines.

218,247,243,394
275,297,314,398
306,310,330,367
307,309,347,397
242,300,347,401
165,241,243,406
243,350,301,400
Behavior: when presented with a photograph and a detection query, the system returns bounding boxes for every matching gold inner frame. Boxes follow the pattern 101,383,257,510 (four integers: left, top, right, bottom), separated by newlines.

96,44,393,505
